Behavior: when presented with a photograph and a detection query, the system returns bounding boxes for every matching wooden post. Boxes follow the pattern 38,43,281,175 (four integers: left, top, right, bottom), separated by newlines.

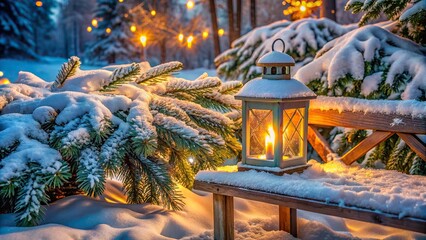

213,194,234,240
279,206,297,237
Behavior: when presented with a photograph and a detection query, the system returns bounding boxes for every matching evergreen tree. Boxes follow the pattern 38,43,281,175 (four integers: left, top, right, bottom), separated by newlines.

0,1,35,58
345,0,426,44
0,57,242,226
86,0,137,63
30,0,57,55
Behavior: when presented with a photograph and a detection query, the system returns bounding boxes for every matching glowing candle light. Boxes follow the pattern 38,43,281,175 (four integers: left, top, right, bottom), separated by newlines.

265,125,275,159
151,10,156,16
300,5,307,12
130,25,136,32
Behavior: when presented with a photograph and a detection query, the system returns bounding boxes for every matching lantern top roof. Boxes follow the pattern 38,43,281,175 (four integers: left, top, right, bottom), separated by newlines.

235,78,317,101
256,39,295,67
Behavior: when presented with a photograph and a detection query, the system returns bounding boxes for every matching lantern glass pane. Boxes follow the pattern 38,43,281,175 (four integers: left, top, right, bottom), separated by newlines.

282,108,304,159
248,109,273,160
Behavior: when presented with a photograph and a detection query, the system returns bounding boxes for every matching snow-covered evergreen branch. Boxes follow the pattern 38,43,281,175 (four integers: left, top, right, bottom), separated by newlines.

137,61,183,85
51,56,81,90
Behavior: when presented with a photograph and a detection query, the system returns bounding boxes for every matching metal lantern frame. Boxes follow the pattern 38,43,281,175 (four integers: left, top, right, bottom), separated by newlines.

236,39,316,169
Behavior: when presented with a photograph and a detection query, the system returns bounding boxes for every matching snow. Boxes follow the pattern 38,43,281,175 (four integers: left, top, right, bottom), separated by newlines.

400,0,426,21
236,78,316,99
294,25,426,100
257,51,295,65
310,96,426,118
0,179,424,239
196,160,426,219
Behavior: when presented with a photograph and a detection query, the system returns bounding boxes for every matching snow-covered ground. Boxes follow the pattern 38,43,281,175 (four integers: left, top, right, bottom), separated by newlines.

0,178,423,240
0,58,216,82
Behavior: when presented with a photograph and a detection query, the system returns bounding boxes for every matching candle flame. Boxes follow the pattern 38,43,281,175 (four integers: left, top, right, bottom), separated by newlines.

265,125,275,144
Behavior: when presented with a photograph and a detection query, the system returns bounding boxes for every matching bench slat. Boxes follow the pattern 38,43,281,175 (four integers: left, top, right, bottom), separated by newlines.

194,180,426,234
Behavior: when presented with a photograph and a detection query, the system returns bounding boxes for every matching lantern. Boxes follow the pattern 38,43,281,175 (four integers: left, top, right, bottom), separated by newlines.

235,39,316,173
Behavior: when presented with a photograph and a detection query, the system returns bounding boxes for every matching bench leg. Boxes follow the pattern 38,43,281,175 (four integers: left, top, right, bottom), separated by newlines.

279,206,297,237
213,194,234,240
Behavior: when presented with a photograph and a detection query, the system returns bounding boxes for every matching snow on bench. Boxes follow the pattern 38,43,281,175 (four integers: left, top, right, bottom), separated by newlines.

194,160,426,239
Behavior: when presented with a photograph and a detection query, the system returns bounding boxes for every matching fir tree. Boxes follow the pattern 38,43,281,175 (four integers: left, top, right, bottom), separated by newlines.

86,0,138,63
0,58,242,226
0,1,35,58
345,0,426,44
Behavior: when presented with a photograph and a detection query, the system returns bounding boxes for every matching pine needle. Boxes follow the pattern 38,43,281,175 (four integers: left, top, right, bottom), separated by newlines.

51,56,81,90
136,61,183,85
100,63,141,92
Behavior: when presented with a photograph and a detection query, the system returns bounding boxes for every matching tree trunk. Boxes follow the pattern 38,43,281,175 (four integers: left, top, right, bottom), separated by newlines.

160,39,166,63
209,0,221,57
227,0,235,46
235,0,242,40
250,0,256,29
320,0,337,21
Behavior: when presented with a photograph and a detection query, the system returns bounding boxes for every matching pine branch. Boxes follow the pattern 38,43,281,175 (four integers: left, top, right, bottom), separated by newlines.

100,63,141,92
77,148,105,197
51,56,81,90
136,61,183,85
219,81,243,95
165,77,221,96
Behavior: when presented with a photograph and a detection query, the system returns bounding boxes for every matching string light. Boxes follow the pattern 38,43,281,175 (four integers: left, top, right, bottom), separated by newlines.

150,10,156,16
188,157,194,164
186,0,195,9
187,35,194,48
178,33,184,42
106,28,111,34
218,28,225,37
35,1,43,7
140,35,147,47
118,0,124,2
91,19,98,27
283,0,322,19
87,26,92,32
202,31,209,39
0,71,3,77
130,25,136,32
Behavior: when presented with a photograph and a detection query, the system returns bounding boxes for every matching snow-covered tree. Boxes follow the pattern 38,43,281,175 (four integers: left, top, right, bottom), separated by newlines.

345,0,426,44
0,1,35,58
216,18,355,82
86,0,138,63
0,57,242,226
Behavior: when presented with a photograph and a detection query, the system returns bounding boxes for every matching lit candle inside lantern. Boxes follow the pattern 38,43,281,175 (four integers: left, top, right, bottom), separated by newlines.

265,125,275,159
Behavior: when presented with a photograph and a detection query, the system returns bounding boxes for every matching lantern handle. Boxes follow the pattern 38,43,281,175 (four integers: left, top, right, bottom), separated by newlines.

272,39,285,53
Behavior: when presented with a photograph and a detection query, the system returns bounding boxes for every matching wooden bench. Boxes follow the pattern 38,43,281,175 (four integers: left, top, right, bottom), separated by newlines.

193,180,426,240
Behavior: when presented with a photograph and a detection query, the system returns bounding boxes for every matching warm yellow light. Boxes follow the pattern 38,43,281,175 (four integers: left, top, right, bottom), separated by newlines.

0,71,3,77
87,26,92,32
300,5,307,12
130,25,136,32
188,157,194,164
265,125,275,159
91,19,98,27
140,35,147,47
0,78,10,85
187,35,194,48
178,33,184,42
202,31,209,39
106,28,111,34
186,0,195,9
118,0,124,2
150,10,156,16
35,1,43,7
218,28,225,37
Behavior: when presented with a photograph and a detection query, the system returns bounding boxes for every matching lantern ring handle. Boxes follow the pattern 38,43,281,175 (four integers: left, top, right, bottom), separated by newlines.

272,38,285,53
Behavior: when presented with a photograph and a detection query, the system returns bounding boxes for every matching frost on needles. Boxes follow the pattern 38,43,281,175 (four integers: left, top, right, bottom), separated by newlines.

0,59,242,226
